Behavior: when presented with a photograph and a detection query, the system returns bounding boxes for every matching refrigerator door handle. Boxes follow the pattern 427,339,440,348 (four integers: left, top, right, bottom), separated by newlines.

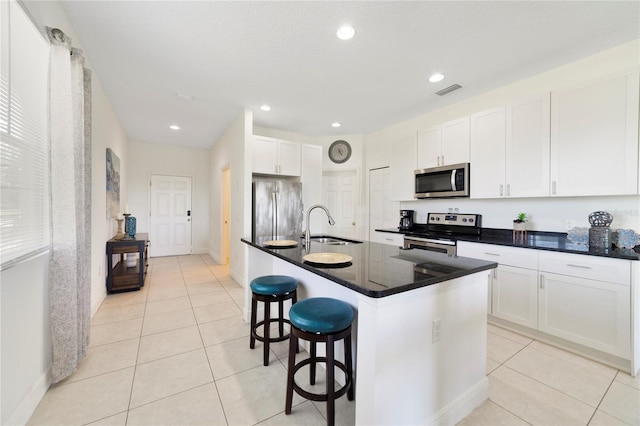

272,190,278,238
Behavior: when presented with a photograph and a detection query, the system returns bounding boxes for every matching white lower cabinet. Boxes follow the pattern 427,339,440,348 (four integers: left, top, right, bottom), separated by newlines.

493,265,538,329
538,251,631,359
457,242,538,324
458,241,633,361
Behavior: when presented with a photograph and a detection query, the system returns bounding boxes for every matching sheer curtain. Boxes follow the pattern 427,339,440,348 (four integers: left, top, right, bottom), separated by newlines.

47,27,92,383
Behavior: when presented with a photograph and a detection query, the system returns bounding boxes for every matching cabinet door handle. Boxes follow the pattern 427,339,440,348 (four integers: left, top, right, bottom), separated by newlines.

499,184,504,196
567,263,591,269
552,181,557,195
506,184,511,197
484,252,501,257
540,275,545,290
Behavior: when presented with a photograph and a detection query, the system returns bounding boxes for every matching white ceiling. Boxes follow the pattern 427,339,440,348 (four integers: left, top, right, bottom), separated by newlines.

58,1,640,149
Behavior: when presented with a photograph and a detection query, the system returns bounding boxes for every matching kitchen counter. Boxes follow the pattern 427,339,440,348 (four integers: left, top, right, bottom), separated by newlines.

241,236,498,297
242,236,496,425
376,227,640,260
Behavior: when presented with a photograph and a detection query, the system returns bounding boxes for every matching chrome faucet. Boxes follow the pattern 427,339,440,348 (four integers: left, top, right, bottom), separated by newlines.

304,204,336,247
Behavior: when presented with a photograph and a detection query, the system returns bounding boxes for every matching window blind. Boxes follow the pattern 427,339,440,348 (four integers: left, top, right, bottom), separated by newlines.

0,0,50,270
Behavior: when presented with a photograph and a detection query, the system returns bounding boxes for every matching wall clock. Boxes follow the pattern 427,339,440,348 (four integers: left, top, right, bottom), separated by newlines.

328,140,352,164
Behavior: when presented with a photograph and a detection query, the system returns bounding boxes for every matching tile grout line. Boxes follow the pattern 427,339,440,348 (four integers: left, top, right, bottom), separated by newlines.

123,264,152,424
587,370,631,425
191,261,232,426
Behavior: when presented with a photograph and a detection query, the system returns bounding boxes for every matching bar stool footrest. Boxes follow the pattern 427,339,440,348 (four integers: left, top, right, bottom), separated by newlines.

290,357,352,402
251,318,293,343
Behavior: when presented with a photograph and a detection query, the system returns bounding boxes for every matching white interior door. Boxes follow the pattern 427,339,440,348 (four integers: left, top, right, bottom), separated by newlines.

322,170,359,238
149,175,192,257
369,167,399,241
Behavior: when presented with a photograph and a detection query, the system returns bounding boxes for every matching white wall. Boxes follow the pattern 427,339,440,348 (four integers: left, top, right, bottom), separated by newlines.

128,140,211,254
210,109,253,284
2,1,130,424
365,40,640,234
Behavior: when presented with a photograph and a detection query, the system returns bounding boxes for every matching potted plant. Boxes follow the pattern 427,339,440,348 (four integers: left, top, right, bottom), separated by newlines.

513,212,527,231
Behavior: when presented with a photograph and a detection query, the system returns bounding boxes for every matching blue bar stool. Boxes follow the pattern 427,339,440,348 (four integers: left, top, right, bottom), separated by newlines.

285,297,354,426
249,275,298,366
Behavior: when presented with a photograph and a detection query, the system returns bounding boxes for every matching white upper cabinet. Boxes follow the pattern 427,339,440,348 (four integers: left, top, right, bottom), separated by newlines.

252,135,301,176
470,95,551,199
506,95,551,198
550,68,639,196
417,117,470,169
470,107,506,198
441,116,471,166
390,134,417,201
417,126,441,169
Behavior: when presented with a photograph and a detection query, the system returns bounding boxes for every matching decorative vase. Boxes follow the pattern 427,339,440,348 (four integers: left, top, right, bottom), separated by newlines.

116,218,125,239
512,221,527,244
513,221,527,231
125,215,137,238
588,211,613,250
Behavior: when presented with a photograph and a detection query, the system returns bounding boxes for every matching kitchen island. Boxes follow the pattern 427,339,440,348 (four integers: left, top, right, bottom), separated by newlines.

242,236,497,425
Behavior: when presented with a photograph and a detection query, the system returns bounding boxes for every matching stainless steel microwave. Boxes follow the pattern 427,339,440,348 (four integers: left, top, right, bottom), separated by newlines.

414,163,470,198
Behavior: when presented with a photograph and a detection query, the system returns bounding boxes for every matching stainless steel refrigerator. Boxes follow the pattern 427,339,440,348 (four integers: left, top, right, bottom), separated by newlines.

252,180,303,241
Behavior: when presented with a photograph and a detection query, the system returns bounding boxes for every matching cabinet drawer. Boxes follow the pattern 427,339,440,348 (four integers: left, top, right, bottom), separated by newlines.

457,242,538,269
538,251,630,285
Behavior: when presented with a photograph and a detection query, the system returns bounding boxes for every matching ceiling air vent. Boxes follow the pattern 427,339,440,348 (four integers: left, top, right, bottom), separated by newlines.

435,84,462,96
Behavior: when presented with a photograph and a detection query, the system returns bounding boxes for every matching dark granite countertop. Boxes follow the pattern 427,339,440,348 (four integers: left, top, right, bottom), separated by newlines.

242,236,497,298
375,228,640,261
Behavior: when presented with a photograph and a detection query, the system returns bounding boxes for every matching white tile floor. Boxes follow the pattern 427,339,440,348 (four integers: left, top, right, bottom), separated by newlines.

29,254,639,425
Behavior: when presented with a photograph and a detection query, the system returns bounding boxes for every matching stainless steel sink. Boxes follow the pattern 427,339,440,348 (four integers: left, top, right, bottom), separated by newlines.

306,236,363,245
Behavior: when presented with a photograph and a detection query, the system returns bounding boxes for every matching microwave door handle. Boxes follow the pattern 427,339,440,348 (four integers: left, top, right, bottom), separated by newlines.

451,169,457,191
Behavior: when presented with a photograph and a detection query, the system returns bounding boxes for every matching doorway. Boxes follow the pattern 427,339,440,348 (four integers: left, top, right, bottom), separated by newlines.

149,174,192,257
322,170,359,238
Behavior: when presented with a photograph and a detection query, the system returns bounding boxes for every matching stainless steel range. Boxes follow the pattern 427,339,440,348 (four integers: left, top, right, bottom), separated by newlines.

403,213,481,255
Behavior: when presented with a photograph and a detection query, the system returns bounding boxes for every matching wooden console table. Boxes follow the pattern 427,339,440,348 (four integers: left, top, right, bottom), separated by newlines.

106,233,149,293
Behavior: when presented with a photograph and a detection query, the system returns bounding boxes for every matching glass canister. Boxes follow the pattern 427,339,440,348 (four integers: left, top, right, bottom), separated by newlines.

125,215,137,238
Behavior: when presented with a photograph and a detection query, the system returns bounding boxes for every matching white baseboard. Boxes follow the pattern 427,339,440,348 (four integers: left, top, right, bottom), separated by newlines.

208,249,221,264
6,365,52,425
428,377,489,426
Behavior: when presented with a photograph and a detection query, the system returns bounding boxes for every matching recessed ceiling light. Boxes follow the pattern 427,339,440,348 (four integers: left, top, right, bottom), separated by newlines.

336,26,355,40
170,125,180,130
332,122,341,128
429,73,445,83
260,105,271,111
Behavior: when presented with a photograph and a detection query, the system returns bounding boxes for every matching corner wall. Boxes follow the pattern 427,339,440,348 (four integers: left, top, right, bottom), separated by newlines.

210,109,253,284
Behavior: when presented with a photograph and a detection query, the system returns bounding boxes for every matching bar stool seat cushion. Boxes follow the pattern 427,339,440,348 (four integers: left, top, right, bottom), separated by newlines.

290,297,354,334
250,275,297,295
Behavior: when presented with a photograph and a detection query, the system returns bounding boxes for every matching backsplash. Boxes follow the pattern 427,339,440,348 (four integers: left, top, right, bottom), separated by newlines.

401,195,639,233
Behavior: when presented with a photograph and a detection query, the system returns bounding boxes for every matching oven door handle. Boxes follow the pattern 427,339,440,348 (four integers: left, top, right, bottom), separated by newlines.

405,237,456,246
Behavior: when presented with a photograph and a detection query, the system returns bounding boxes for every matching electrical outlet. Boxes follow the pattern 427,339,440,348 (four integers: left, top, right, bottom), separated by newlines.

432,318,441,343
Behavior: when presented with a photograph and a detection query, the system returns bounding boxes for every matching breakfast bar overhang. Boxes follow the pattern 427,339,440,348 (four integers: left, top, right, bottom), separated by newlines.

242,237,498,425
